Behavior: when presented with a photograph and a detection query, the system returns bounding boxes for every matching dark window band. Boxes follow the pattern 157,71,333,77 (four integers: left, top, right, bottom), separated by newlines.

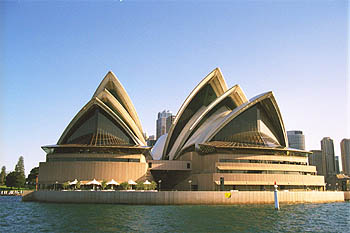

47,157,140,163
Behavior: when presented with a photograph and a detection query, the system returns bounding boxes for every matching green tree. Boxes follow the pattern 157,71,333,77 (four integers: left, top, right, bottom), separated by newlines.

120,182,129,190
136,181,144,190
15,156,25,184
150,181,157,190
26,167,39,188
76,181,81,190
5,171,25,188
0,166,6,185
101,180,107,190
62,182,70,190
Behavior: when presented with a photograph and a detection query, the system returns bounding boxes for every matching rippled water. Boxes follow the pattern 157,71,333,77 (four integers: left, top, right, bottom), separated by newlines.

0,196,349,232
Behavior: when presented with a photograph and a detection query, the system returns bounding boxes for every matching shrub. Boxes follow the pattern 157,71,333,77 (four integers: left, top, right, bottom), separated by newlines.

101,180,107,190
76,181,81,190
62,182,70,190
150,181,157,190
120,182,129,190
136,182,144,190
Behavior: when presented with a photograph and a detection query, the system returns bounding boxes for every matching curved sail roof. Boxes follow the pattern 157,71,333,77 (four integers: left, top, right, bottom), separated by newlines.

96,89,146,145
207,91,288,147
57,71,146,147
168,85,248,160
162,68,228,159
179,92,288,156
93,71,143,135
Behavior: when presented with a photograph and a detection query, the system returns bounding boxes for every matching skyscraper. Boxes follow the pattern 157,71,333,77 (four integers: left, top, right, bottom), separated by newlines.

309,150,325,176
340,139,350,175
335,156,340,174
156,110,174,139
287,130,305,150
321,137,336,177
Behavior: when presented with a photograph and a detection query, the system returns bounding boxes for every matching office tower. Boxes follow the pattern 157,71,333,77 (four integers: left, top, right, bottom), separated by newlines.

340,139,350,175
287,130,305,150
321,137,336,176
335,156,340,174
156,110,174,139
309,150,325,176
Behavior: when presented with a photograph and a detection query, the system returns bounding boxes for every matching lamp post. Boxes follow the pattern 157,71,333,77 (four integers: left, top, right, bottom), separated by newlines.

158,180,162,191
188,180,192,191
55,181,58,191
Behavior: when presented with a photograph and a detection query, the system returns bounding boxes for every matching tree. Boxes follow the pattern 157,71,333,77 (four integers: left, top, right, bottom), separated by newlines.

26,167,39,188
120,182,129,190
150,181,157,190
15,156,25,183
101,180,107,190
62,182,70,190
136,181,144,190
0,166,6,185
5,171,25,188
76,181,81,190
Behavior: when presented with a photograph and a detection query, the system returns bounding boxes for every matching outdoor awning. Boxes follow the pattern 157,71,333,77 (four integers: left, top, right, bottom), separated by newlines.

69,179,78,185
143,180,151,185
107,179,119,186
128,180,137,185
87,179,102,185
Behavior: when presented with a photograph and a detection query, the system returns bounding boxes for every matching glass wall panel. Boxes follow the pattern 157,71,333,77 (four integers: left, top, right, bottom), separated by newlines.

211,103,281,147
61,106,136,146
96,110,135,145
64,108,97,145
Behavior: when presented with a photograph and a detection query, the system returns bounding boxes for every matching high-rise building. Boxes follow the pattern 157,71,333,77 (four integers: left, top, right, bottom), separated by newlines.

321,137,336,177
335,156,340,174
340,139,350,175
287,130,305,150
156,110,174,139
309,150,325,176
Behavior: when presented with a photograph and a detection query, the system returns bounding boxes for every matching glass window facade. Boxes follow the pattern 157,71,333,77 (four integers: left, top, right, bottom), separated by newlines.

47,157,140,162
218,158,307,165
61,106,135,146
217,169,313,175
211,103,281,147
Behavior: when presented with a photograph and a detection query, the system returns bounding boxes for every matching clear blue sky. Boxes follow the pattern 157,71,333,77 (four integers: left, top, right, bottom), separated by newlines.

1,0,348,175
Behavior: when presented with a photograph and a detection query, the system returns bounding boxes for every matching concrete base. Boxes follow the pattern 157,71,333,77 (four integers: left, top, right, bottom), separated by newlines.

23,190,347,205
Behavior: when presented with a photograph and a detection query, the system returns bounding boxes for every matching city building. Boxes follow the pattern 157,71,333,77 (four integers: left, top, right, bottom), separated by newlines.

321,137,336,177
309,150,325,176
340,139,350,175
156,110,174,140
335,156,340,174
38,68,325,191
287,130,305,150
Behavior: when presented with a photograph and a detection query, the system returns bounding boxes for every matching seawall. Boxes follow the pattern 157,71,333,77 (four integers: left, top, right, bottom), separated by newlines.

22,190,347,205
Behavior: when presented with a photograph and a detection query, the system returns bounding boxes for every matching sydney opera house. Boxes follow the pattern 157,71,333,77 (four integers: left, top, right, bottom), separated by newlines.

38,68,326,191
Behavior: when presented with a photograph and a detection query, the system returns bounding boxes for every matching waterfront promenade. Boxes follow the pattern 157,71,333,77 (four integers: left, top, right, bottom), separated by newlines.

23,190,348,204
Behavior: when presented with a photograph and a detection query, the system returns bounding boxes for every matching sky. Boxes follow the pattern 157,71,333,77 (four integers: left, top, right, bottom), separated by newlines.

0,0,349,175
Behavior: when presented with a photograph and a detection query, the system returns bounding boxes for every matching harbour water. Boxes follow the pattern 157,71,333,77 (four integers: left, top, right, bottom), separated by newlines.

1,196,349,232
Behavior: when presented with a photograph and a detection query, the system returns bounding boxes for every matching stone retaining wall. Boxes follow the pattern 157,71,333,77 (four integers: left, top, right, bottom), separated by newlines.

23,190,346,204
